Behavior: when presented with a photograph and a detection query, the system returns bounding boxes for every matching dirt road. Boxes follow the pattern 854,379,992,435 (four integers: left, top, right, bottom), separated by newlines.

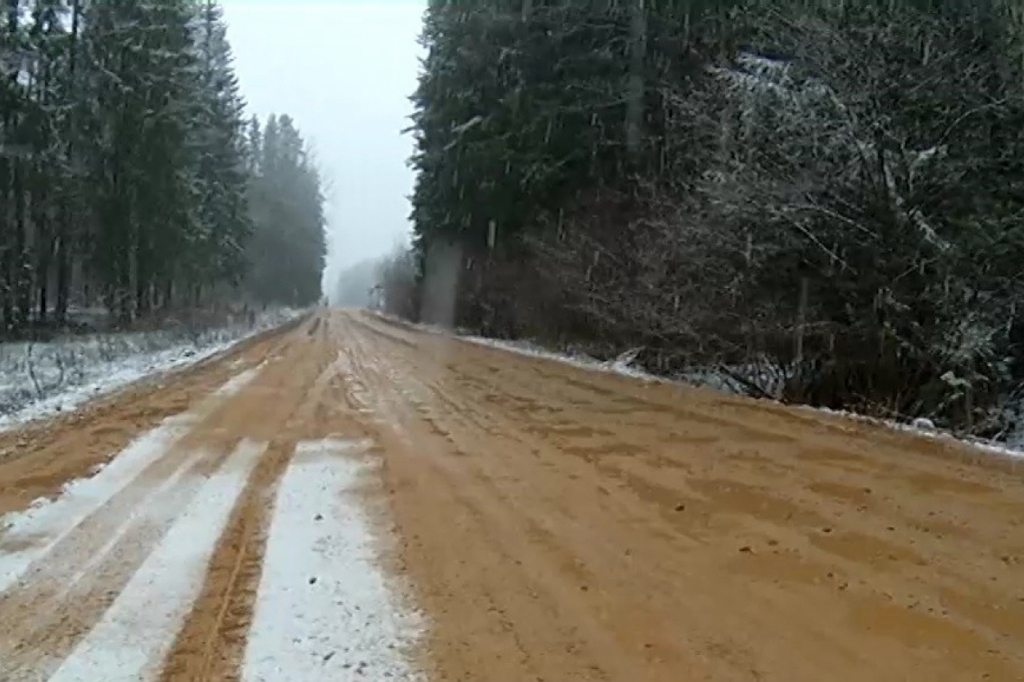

0,310,1021,682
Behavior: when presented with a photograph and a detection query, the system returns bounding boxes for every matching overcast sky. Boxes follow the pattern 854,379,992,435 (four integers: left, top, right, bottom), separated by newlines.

222,1,425,294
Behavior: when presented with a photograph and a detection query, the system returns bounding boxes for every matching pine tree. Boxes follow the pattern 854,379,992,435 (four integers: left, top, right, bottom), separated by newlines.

0,0,326,334
405,0,1024,433
246,113,327,307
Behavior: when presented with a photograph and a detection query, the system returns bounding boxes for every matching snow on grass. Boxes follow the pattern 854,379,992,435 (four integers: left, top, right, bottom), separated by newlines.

242,438,422,682
0,365,265,594
0,308,302,431
44,439,266,682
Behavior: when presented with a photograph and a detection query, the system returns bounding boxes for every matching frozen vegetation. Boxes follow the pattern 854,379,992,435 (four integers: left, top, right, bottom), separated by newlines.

0,308,302,430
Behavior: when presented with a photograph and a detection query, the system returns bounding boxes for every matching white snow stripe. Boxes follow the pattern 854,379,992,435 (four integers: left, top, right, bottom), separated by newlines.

0,422,189,596
242,439,422,682
44,439,266,682
54,447,209,602
208,364,264,400
0,364,264,595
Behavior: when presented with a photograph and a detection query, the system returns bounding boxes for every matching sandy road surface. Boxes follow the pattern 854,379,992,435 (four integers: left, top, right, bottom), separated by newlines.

0,310,1022,681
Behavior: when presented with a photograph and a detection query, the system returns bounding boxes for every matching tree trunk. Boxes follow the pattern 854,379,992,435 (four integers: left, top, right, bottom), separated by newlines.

36,221,53,324
55,229,69,324
1,175,11,330
795,276,809,369
3,0,20,332
625,0,646,159
1,250,11,333
136,266,151,317
14,162,31,327
55,0,83,327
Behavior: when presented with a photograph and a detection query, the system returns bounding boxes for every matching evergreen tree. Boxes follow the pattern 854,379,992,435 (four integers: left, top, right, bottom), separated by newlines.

246,113,327,307
404,0,1024,434
0,0,326,334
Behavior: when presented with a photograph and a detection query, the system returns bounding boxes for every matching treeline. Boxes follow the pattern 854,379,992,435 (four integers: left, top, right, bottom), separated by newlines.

391,0,1024,435
246,114,327,307
0,0,326,336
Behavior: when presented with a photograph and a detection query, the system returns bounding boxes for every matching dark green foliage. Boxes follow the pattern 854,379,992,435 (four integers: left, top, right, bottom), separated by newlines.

404,0,1024,434
0,0,326,333
245,114,327,307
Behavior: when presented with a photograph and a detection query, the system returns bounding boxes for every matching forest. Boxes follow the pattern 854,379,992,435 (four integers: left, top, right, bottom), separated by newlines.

383,0,1024,438
0,0,326,336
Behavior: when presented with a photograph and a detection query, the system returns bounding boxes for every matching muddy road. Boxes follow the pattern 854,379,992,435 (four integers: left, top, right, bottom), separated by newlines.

0,310,1021,681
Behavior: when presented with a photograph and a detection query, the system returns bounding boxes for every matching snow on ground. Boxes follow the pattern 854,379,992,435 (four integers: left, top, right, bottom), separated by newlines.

0,308,301,432
45,440,265,682
243,439,422,682
0,422,189,594
0,366,266,593
53,447,207,604
463,334,655,381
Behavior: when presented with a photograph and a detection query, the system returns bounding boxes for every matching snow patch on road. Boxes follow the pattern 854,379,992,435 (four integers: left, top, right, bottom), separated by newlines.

208,364,266,400
0,365,265,594
242,438,422,682
55,447,208,602
44,439,265,682
0,422,190,595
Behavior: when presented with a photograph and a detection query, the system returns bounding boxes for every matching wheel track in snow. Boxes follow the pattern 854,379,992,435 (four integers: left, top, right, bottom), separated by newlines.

157,312,373,682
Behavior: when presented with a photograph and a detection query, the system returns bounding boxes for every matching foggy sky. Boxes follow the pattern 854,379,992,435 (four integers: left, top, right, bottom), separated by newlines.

221,1,425,297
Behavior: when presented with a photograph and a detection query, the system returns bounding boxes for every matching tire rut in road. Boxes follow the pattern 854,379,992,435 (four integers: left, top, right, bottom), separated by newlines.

157,440,292,682
159,316,370,682
346,310,1024,682
0,447,235,677
340,317,634,680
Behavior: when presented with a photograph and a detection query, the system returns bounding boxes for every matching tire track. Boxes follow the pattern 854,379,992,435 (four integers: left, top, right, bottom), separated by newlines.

44,440,266,682
157,441,291,682
0,363,272,679
347,310,1024,682
159,313,373,682
0,318,298,518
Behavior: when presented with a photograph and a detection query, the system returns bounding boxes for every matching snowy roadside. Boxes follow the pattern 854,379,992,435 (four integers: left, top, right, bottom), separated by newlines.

0,308,304,432
371,311,1024,461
